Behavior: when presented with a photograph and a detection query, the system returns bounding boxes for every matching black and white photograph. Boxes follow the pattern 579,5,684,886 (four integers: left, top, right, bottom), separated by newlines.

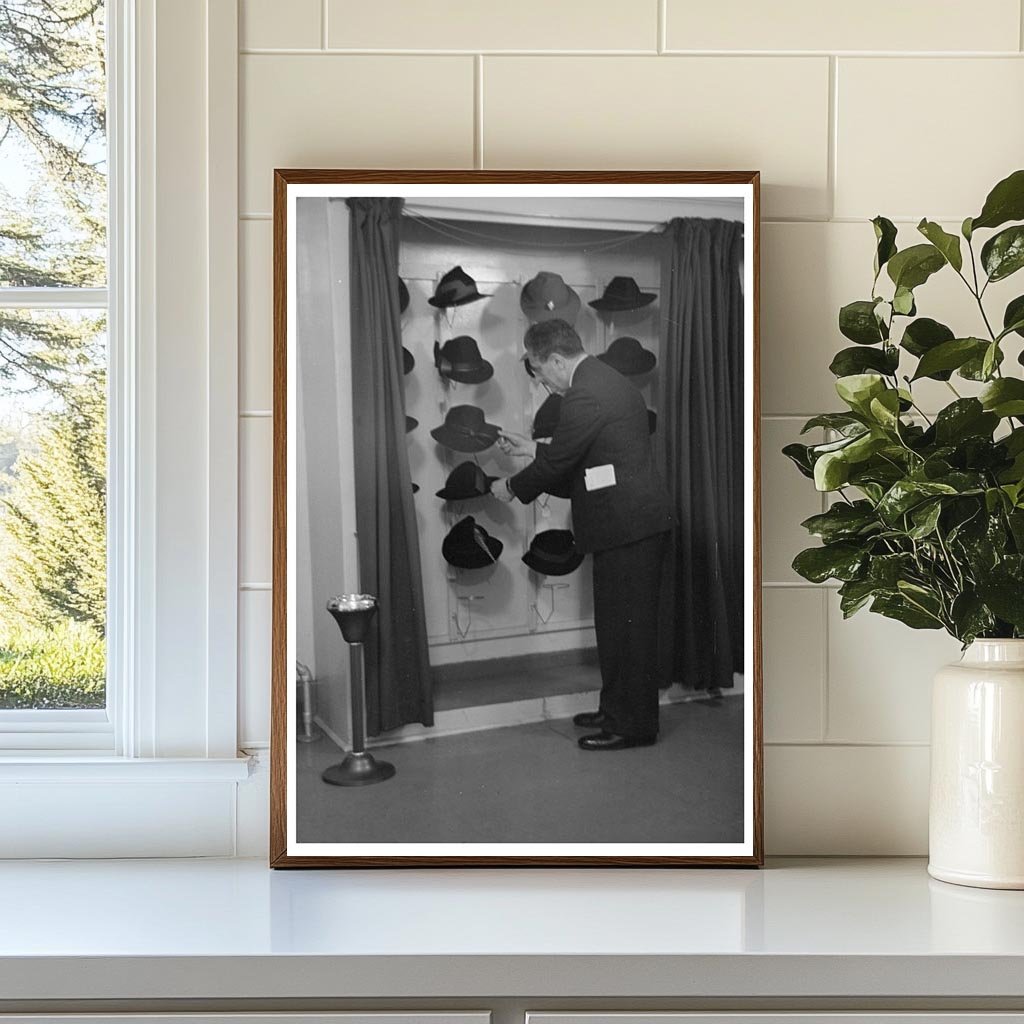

271,172,762,866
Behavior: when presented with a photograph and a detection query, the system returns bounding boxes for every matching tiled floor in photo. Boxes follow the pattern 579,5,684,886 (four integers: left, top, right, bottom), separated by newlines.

296,696,745,844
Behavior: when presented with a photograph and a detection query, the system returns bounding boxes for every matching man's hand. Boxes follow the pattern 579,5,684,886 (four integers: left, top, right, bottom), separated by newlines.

491,477,516,503
497,430,537,460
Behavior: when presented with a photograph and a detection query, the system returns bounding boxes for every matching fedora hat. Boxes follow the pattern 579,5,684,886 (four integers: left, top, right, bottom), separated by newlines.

442,516,503,569
598,336,657,376
433,336,493,384
398,277,410,314
436,460,498,501
520,271,581,323
428,266,490,308
531,393,562,440
522,529,584,576
429,405,500,453
405,415,418,433
403,346,414,375
589,276,656,312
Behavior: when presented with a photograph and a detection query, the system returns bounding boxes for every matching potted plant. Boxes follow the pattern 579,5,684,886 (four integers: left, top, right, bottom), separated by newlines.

785,169,1024,889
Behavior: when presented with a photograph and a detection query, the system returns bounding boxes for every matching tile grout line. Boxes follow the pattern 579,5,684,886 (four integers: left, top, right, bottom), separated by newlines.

474,55,484,169
237,47,1024,57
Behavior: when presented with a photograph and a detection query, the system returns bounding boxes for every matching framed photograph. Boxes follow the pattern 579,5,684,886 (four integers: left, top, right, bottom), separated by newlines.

270,170,762,867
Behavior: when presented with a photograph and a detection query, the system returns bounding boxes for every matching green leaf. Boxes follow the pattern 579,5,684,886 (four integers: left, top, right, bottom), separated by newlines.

829,345,899,378
792,543,866,584
872,216,898,277
976,578,1024,629
838,578,882,618
782,443,815,479
800,413,867,435
887,243,946,291
971,169,1024,233
979,378,1024,418
1003,295,1024,340
959,344,1004,381
839,300,886,345
892,286,916,316
836,373,887,413
982,341,1000,381
800,500,879,543
814,451,851,491
933,398,999,445
900,318,956,379
917,219,963,272
877,479,958,524
868,389,902,431
868,553,916,587
911,338,988,381
981,225,1024,283
908,500,943,540
962,216,974,242
950,592,996,644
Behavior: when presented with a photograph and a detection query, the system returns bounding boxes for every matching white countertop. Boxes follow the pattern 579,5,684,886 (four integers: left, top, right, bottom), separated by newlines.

2,857,1024,1002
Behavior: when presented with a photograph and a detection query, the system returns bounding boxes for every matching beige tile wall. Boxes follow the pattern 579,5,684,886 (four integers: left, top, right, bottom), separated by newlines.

237,0,1024,853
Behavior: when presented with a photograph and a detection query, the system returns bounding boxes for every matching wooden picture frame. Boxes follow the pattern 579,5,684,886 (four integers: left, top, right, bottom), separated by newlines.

271,170,762,867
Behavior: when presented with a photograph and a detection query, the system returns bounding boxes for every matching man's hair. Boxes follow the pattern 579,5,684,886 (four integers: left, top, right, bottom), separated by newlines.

524,318,585,362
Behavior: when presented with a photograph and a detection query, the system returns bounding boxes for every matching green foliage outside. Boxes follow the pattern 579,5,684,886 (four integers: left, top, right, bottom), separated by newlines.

0,1,107,708
785,169,1024,646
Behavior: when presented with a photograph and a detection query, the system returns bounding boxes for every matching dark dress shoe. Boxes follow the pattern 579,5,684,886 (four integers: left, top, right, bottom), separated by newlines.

578,731,657,751
572,709,609,728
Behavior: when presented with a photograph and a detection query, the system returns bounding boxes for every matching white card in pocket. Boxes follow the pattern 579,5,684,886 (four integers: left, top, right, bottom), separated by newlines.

584,464,617,492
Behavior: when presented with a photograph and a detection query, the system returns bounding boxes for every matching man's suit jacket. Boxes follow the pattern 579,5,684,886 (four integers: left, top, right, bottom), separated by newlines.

509,356,674,553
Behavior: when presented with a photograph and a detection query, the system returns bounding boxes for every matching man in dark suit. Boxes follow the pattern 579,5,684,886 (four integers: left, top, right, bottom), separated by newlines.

494,319,674,751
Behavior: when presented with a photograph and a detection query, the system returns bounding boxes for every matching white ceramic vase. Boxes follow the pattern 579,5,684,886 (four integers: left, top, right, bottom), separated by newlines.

929,639,1024,889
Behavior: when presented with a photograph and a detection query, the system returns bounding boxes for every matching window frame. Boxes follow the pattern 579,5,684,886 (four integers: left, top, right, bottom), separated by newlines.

0,0,242,786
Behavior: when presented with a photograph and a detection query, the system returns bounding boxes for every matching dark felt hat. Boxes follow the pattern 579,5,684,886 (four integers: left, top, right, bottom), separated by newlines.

589,276,656,312
434,336,493,384
398,277,410,314
647,408,656,434
436,460,498,501
403,346,414,375
428,266,490,308
429,405,500,453
520,271,581,324
522,529,584,576
531,393,562,440
598,336,657,376
405,415,418,433
442,516,504,569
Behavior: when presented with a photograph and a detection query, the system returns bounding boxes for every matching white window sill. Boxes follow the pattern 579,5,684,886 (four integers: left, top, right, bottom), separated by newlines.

0,755,252,782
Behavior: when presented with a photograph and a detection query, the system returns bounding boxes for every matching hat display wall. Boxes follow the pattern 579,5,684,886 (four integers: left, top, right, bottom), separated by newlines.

520,271,581,324
589,276,656,312
442,516,504,569
429,405,500,453
598,336,657,376
428,266,491,308
522,529,584,576
434,336,494,384
531,393,562,440
436,461,498,501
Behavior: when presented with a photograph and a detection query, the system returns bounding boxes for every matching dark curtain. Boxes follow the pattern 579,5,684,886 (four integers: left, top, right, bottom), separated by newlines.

654,217,745,691
345,197,433,733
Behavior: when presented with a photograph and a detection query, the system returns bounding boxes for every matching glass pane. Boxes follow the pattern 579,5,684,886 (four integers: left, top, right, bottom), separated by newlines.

0,309,106,709
0,1,107,288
